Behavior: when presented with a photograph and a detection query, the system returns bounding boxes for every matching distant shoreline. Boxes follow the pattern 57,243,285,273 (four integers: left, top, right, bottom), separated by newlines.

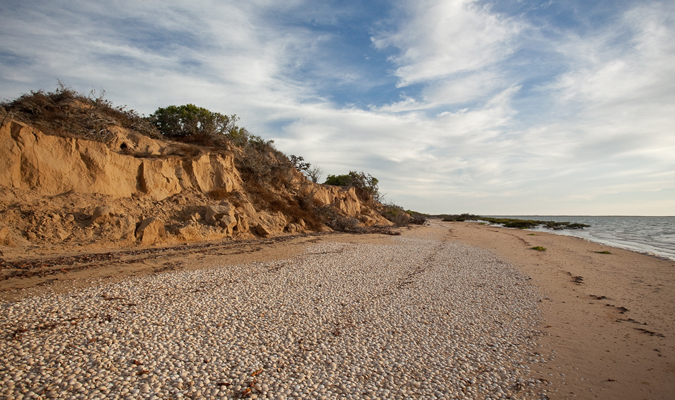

452,215,675,261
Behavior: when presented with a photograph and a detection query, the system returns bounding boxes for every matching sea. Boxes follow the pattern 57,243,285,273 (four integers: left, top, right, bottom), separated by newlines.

487,216,675,261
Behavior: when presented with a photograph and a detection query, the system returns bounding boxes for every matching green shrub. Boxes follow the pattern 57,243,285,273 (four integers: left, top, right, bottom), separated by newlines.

324,171,380,202
149,104,235,139
441,213,479,222
147,103,298,188
438,215,590,230
408,212,428,225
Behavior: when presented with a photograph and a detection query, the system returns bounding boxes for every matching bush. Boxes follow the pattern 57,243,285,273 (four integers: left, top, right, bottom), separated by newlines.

441,213,479,222
330,215,361,231
324,171,380,202
149,104,235,139
289,155,311,173
438,215,590,230
408,212,428,225
306,164,323,183
0,84,159,141
380,203,411,227
148,103,298,188
149,104,270,151
311,205,359,232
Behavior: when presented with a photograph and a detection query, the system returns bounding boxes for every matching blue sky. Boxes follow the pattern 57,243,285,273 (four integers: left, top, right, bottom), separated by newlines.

1,0,674,215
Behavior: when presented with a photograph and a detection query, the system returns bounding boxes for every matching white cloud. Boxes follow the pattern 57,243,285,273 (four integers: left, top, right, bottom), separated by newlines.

0,0,673,215
424,69,505,105
371,0,522,87
536,3,675,185
550,4,675,106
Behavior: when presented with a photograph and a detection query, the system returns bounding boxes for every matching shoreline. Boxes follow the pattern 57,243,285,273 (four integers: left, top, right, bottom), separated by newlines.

473,216,675,262
442,221,675,399
530,227,675,262
2,227,545,399
492,223,675,262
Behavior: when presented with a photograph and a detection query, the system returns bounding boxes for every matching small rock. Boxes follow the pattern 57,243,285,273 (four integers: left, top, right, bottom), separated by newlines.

255,224,271,237
204,203,235,226
236,216,249,233
178,224,201,241
0,226,15,246
91,205,116,224
56,228,70,241
285,223,302,234
135,217,166,246
219,215,237,235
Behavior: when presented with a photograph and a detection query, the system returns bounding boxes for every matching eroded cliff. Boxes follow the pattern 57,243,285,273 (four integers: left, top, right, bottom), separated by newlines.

0,117,391,255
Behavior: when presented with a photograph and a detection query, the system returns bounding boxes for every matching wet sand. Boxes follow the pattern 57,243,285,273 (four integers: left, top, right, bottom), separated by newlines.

441,220,675,399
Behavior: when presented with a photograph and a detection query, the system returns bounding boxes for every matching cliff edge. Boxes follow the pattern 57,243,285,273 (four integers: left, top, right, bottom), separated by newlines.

0,111,391,257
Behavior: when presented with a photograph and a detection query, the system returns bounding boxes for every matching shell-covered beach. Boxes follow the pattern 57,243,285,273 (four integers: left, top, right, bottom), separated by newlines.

2,221,674,399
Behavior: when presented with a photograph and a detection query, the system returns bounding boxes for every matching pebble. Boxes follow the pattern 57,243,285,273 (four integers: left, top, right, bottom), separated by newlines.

0,236,546,399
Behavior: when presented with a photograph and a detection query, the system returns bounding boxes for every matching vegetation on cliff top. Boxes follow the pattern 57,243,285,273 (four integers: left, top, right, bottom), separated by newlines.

0,84,158,140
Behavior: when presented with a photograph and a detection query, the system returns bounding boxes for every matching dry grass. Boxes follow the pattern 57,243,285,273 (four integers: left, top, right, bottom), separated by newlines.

1,85,159,142
380,203,411,227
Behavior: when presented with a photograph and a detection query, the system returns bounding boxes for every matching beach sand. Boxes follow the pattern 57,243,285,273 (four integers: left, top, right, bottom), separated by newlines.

2,220,674,398
441,220,675,399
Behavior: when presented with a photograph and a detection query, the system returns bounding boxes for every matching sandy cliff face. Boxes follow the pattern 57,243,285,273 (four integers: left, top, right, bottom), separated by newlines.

0,118,390,254
0,120,240,200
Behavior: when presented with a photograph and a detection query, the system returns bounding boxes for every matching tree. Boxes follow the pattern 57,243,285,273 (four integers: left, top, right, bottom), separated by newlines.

306,164,323,183
289,155,311,173
324,171,379,201
149,104,236,139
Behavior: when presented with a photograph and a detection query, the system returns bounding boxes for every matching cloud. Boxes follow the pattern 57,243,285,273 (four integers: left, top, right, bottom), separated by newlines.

538,2,675,176
423,69,506,106
371,0,522,87
0,1,321,109
0,0,673,215
273,86,521,204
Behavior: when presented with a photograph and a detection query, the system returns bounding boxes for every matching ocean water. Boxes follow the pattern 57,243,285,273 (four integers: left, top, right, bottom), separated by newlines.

489,216,675,261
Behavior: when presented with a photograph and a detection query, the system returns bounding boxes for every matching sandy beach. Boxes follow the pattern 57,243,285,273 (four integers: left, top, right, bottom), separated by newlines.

443,221,675,399
1,220,674,399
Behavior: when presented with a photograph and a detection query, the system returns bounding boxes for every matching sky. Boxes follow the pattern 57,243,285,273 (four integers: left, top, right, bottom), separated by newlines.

1,0,674,216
